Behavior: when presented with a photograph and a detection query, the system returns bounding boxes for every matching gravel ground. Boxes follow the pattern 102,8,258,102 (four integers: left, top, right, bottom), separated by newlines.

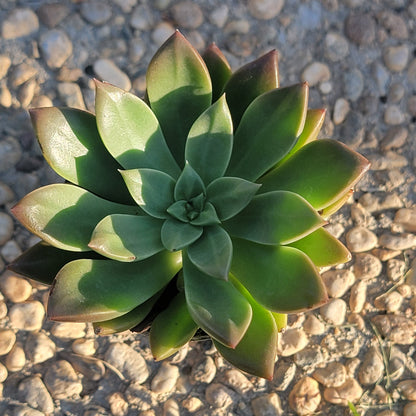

1,0,416,415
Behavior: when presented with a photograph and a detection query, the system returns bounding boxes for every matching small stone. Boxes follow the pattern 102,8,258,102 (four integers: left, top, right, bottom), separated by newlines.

359,347,384,385
151,362,179,393
248,0,284,20
372,315,416,345
404,402,416,416
394,208,416,232
31,95,53,108
0,329,16,356
349,281,367,313
25,332,56,364
5,343,25,372
320,299,347,325
344,13,375,45
209,5,229,28
37,3,70,28
381,127,408,150
0,271,32,302
151,22,176,46
9,301,44,331
384,105,405,125
11,63,38,87
0,86,12,108
172,1,203,29
383,45,409,72
107,392,128,416
303,314,325,335
182,396,204,412
224,20,251,35
0,213,14,246
44,360,82,399
62,352,105,381
313,362,347,387
126,382,157,410
129,38,146,63
325,32,349,62
0,137,22,173
343,68,364,102
105,343,149,384
409,59,416,88
388,346,406,381
71,338,97,356
377,11,408,39
39,29,73,69
191,356,216,384
2,8,39,39
0,301,7,319
130,5,154,30
289,376,321,415
322,269,355,298
398,380,416,400
379,233,416,250
1,240,22,263
388,82,405,103
346,227,378,252
324,378,363,405
373,62,390,95
18,376,54,414
51,322,86,339
13,406,45,416
277,328,308,356
353,253,382,280
251,393,283,416
163,399,180,416
80,1,112,25
369,151,407,170
374,291,403,312
301,62,331,86
93,59,131,91
0,362,7,382
0,55,11,80
205,383,234,408
19,79,37,108
273,361,296,391
340,111,365,148
57,82,86,110
294,345,327,370
333,98,350,125
222,369,253,395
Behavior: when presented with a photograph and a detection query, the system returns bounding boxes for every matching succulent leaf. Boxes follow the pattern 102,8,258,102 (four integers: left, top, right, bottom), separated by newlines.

95,80,180,178
174,162,206,201
259,139,370,210
11,184,139,252
30,107,133,205
150,292,198,360
89,214,164,262
185,94,233,184
120,168,175,219
47,250,182,322
147,31,212,167
231,238,328,313
226,83,308,181
224,50,279,128
189,202,220,226
183,252,252,348
320,189,353,219
161,219,203,251
223,191,326,245
272,312,287,332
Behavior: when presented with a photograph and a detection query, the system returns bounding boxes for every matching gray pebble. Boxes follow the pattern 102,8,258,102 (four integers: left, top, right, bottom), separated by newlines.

1,240,22,263
248,0,285,20
394,208,416,232
222,369,253,395
130,5,154,31
333,98,350,125
344,13,376,45
340,111,365,148
205,383,235,408
294,345,328,370
273,361,296,391
9,301,45,331
93,59,131,91
313,362,347,387
0,137,22,173
209,5,229,28
11,62,38,88
25,332,56,364
377,11,409,39
297,2,322,30
325,32,349,62
172,1,203,29
301,62,331,86
322,269,355,298
191,356,216,384
17,376,54,414
80,1,112,25
368,151,407,170
151,362,179,393
381,126,408,150
1,8,39,39
125,381,157,410
39,30,73,69
37,3,70,28
359,347,384,385
388,82,405,103
0,329,16,356
383,45,409,72
62,352,105,381
343,68,364,101
0,212,13,245
320,299,347,325
384,105,405,125
129,38,146,63
372,62,390,95
44,360,83,399
251,392,283,416
151,22,176,46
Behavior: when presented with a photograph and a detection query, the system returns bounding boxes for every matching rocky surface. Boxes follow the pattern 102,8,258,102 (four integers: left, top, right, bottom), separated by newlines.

0,0,416,415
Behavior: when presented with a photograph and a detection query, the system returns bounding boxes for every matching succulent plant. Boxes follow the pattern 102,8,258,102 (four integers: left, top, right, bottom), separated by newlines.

10,31,369,379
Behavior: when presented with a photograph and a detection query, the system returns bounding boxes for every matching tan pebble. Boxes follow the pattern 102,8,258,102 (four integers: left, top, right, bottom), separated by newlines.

375,410,398,416
0,85,12,108
171,1,203,29
251,392,282,416
333,98,350,125
324,378,363,405
383,45,409,72
0,362,8,382
71,338,97,356
345,358,361,378
349,281,367,313
277,328,308,356
404,402,416,416
371,248,401,261
371,315,416,345
353,253,382,280
0,271,32,302
358,347,384,385
289,376,321,415
322,269,355,298
0,55,11,79
0,329,16,355
181,396,203,412
151,362,179,393
30,95,53,107
44,360,82,399
107,392,128,416
57,82,86,110
274,361,296,391
398,380,416,400
5,343,26,372
394,208,416,232
18,79,37,108
151,22,175,47
205,383,234,408
374,291,403,312
25,332,56,364
313,362,347,387
348,313,365,330
163,399,180,416
303,314,325,335
9,301,45,331
379,233,416,250
301,62,331,86
191,356,216,384
387,259,406,281
346,227,378,252
222,369,253,395
320,299,347,325
51,322,86,339
0,301,7,319
248,0,284,20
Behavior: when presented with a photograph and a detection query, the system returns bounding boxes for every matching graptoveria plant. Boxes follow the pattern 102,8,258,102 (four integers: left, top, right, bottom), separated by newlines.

10,32,370,379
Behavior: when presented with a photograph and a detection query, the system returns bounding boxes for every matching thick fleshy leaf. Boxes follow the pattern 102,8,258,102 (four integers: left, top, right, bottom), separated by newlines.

7,241,103,285
30,107,132,204
161,219,203,251
95,80,180,178
150,292,198,360
47,250,182,322
202,43,232,102
214,276,277,380
167,200,189,223
146,31,212,167
259,139,371,210
185,94,233,184
271,312,287,332
120,169,175,219
287,227,351,267
174,162,206,201
231,238,328,313
183,252,252,348
226,83,309,181
11,184,139,252
89,215,164,262
189,202,220,226
206,177,261,221
278,108,326,165
320,189,353,219
188,225,232,279
224,50,279,128
223,191,326,245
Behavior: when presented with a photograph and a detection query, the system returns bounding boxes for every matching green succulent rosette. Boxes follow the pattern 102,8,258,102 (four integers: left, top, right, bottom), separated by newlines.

10,32,369,379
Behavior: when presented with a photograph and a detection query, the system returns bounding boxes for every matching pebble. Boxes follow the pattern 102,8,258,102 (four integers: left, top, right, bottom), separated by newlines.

0,86,12,108
62,352,105,380
301,62,331,86
1,240,22,263
349,281,367,313
107,392,128,416
303,314,325,335
348,313,365,332
322,269,355,298
37,3,70,28
378,11,409,39
80,1,112,25
57,82,86,110
346,227,378,252
273,361,296,391
369,151,407,170
340,111,365,148
288,376,321,415
394,208,416,232
333,98,350,125
151,362,179,393
1,8,39,39
248,0,284,20
0,55,11,80
388,82,405,103
0,361,7,382
11,62,38,87
25,332,56,364
398,380,416,400
384,105,405,125
375,291,403,312
381,126,408,150
9,301,45,331
313,362,347,387
18,376,54,414
129,38,146,63
0,136,22,173
0,271,32,302
0,213,14,246
205,383,234,408
44,360,83,399
71,338,97,356
0,329,16,356
343,68,364,101
372,315,416,345
354,253,382,280
39,30,73,69
5,342,26,372
163,399,180,416
31,95,53,108
383,45,409,72
0,301,7,319
408,95,416,116
125,381,157,410
51,322,86,339
222,369,252,395
19,79,37,108
191,356,217,384
388,346,407,381
130,5,154,30
320,299,347,325
407,58,416,87
379,233,416,250
324,378,363,405
294,345,328,370
344,13,376,45
251,393,283,416
404,402,416,416
277,328,308,356
172,1,203,29
93,59,131,91
209,5,229,28
358,347,384,385
325,32,349,62
104,343,149,384
182,396,204,412
151,22,176,46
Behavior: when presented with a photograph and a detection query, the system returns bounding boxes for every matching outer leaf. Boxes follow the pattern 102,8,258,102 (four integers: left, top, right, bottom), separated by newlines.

202,43,232,102
7,241,103,285
95,80,180,179
47,250,182,322
224,50,279,128
174,162,205,201
89,214,164,262
259,139,371,210
161,219,203,251
150,292,198,360
11,184,139,252
146,31,212,167
120,169,175,219
188,225,232,279
206,177,261,221
321,189,353,220
287,227,351,267
30,107,132,204
226,83,308,181
271,312,287,332
223,191,326,245
214,275,277,380
185,95,233,184
231,238,328,313
183,252,252,348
